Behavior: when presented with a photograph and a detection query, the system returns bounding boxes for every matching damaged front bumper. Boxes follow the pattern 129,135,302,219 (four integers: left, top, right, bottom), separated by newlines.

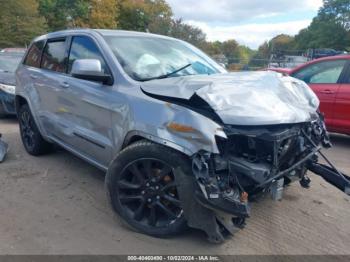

175,114,350,243
0,90,16,115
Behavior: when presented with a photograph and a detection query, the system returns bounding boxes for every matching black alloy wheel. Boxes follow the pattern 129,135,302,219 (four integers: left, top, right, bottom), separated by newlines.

19,108,36,151
18,104,52,155
106,140,188,237
117,158,182,228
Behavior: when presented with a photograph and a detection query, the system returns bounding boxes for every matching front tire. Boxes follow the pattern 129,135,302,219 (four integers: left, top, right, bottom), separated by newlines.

106,140,190,237
18,104,52,155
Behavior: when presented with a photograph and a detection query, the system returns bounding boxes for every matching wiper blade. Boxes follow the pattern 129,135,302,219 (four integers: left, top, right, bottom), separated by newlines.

139,63,192,82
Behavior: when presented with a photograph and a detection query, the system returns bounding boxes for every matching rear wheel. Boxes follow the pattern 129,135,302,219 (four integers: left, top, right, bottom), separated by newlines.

106,140,189,237
18,104,52,155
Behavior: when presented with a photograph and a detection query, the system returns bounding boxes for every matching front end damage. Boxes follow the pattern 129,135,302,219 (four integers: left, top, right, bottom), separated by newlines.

175,114,350,243
141,72,350,243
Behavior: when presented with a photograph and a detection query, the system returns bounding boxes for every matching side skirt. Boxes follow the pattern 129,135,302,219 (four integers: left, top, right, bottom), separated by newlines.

47,135,108,172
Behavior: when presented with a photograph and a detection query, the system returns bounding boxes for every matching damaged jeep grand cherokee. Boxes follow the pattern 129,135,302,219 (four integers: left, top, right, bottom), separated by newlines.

16,29,350,243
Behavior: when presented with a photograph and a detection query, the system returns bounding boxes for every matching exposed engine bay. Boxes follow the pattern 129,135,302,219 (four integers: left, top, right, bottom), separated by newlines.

176,114,350,243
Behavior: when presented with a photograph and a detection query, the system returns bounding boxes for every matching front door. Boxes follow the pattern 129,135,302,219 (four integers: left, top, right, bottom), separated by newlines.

333,62,350,134
53,35,114,168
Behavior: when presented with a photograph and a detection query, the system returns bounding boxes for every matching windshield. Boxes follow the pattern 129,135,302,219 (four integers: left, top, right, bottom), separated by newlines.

0,55,22,73
104,35,225,81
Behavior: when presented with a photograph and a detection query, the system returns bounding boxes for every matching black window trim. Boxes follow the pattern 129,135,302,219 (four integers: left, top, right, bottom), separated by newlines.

338,60,350,84
291,59,348,85
23,39,47,68
66,34,114,85
39,37,70,74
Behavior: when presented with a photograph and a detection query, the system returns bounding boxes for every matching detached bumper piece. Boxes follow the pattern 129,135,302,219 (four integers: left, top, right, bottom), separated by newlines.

174,149,252,243
308,162,350,195
175,166,249,244
302,120,350,195
0,133,8,163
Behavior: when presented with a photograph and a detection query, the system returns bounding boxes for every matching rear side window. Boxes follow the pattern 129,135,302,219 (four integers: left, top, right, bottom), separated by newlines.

24,40,45,68
293,60,346,84
41,39,67,73
68,36,108,74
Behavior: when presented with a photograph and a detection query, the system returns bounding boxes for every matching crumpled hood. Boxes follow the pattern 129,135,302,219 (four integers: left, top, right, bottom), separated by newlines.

141,71,320,126
0,71,16,86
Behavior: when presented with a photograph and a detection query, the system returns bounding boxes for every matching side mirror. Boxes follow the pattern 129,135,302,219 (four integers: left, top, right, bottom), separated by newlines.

71,59,113,85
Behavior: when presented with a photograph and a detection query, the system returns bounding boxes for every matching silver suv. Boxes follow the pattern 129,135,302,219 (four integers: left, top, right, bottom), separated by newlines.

16,29,350,243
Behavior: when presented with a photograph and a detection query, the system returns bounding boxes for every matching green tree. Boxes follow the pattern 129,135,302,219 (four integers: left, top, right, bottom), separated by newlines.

118,0,172,32
117,0,146,31
0,0,47,47
294,0,350,51
221,39,240,64
77,0,119,29
295,17,349,50
201,41,222,56
166,19,207,48
249,41,269,67
38,0,90,30
319,0,350,30
237,45,255,65
268,34,296,53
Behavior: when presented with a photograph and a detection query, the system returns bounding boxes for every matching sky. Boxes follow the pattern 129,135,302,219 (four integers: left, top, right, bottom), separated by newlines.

167,0,324,49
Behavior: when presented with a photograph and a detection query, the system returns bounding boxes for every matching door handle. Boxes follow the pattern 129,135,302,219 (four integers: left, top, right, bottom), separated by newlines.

30,74,38,79
320,90,335,94
60,82,70,88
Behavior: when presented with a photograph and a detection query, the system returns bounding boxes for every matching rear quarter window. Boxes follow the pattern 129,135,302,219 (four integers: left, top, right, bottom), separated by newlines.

23,40,45,68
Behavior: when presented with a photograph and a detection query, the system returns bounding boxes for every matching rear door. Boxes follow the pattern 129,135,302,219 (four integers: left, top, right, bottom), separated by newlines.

35,38,70,136
333,61,350,134
292,59,347,129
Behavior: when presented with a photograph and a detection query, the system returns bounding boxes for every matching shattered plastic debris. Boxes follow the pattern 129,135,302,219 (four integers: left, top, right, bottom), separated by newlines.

0,134,9,163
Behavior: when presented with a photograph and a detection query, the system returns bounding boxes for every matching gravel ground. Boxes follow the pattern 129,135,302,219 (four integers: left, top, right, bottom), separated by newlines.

1,117,350,255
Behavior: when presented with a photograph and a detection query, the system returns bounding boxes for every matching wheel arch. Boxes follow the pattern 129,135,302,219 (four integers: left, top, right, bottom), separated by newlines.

122,130,194,156
15,95,28,115
15,94,51,142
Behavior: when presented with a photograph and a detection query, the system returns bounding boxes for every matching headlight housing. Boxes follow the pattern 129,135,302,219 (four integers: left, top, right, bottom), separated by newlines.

0,83,15,95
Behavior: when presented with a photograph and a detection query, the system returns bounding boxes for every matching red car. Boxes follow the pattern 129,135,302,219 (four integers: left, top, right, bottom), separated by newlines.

270,55,350,135
0,48,26,54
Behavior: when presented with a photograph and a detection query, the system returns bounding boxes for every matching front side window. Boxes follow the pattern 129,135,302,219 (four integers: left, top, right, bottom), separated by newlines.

104,35,225,81
24,40,45,68
41,39,67,73
68,36,108,74
293,60,346,84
